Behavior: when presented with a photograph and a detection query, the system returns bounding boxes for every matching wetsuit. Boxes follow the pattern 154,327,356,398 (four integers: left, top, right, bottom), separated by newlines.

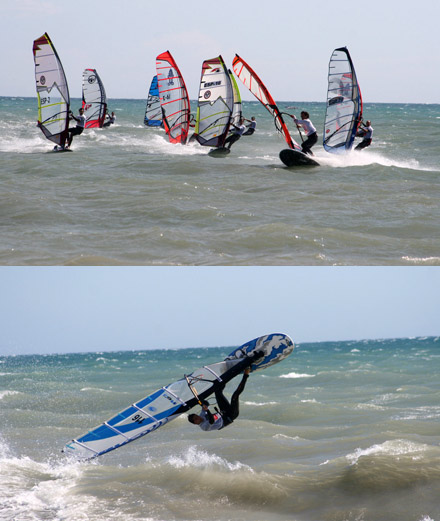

67,113,86,147
197,372,249,431
243,119,257,136
224,123,246,149
355,125,373,150
103,114,116,127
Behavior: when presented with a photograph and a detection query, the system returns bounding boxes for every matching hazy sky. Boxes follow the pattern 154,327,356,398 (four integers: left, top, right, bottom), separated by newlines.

2,0,439,103
0,267,438,355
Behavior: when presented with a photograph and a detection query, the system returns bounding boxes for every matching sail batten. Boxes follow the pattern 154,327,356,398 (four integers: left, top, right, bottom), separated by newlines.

323,46,362,152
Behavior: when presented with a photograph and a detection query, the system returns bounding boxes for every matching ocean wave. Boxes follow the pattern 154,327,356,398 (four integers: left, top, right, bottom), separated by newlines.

346,439,428,465
279,372,315,379
0,390,21,400
167,445,252,472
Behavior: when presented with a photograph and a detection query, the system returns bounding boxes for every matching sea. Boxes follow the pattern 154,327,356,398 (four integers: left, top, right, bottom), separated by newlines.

1,337,439,521
1,97,439,266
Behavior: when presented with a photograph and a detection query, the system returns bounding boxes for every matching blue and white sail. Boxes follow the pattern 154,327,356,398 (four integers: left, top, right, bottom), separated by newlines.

144,75,162,127
63,333,293,460
323,47,363,153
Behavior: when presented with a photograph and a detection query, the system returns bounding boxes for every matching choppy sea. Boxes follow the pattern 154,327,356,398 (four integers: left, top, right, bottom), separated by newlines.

1,337,439,521
1,97,439,266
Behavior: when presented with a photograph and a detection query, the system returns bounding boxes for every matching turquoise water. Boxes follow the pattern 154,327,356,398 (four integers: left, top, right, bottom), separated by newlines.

1,97,440,265
1,337,439,520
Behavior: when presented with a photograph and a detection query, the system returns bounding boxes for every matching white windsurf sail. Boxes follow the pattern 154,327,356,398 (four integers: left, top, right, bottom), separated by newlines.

63,333,294,460
82,69,107,128
144,75,162,127
323,47,363,152
33,33,70,147
156,51,191,144
194,56,234,148
232,54,302,151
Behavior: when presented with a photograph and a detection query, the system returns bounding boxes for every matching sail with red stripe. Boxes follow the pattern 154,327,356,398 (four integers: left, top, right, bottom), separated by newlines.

156,51,191,144
33,33,70,147
232,54,301,151
82,69,107,128
323,47,363,152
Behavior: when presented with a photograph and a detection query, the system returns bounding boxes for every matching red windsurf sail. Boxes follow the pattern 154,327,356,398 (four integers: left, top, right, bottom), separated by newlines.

156,51,191,144
232,54,301,151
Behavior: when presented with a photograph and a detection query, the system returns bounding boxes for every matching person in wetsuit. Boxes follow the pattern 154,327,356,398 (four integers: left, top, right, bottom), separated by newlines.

355,120,373,150
188,367,251,430
243,116,257,136
224,117,246,149
65,108,86,149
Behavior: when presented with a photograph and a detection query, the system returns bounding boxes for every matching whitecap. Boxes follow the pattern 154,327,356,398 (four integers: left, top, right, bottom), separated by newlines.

167,445,252,472
280,372,315,378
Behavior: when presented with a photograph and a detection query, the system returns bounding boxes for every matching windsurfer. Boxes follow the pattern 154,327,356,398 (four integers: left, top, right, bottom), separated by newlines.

355,120,373,150
188,368,251,431
188,350,264,431
65,108,86,148
289,111,318,156
243,116,257,136
103,111,116,127
224,117,247,149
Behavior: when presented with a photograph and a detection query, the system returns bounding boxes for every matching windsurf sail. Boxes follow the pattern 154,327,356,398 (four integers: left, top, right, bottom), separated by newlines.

82,69,107,128
232,54,301,151
323,47,363,152
33,33,70,146
63,354,253,460
156,51,191,144
193,56,234,148
144,75,162,127
229,69,242,126
63,333,294,461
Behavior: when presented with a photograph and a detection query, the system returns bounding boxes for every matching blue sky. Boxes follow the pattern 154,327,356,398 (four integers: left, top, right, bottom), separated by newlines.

1,0,439,103
0,267,438,355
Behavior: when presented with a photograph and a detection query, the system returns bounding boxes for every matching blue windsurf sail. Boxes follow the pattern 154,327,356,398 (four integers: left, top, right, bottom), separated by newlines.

144,75,162,127
323,47,363,153
63,333,293,460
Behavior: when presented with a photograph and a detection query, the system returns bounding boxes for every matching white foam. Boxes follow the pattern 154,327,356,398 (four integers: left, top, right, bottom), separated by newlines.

346,439,428,465
315,149,435,171
280,372,315,379
0,390,20,400
167,445,252,472
402,256,440,264
244,400,278,406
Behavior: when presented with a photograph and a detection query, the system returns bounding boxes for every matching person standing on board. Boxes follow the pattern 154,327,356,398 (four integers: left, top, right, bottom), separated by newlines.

243,116,257,135
103,111,116,127
65,107,86,149
289,111,318,156
188,367,252,431
355,120,373,150
224,117,247,149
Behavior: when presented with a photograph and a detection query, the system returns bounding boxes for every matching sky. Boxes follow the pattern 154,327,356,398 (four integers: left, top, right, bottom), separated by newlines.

1,0,440,103
0,267,438,356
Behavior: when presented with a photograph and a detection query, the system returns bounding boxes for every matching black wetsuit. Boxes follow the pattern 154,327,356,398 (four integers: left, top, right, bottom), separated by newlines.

214,372,249,428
